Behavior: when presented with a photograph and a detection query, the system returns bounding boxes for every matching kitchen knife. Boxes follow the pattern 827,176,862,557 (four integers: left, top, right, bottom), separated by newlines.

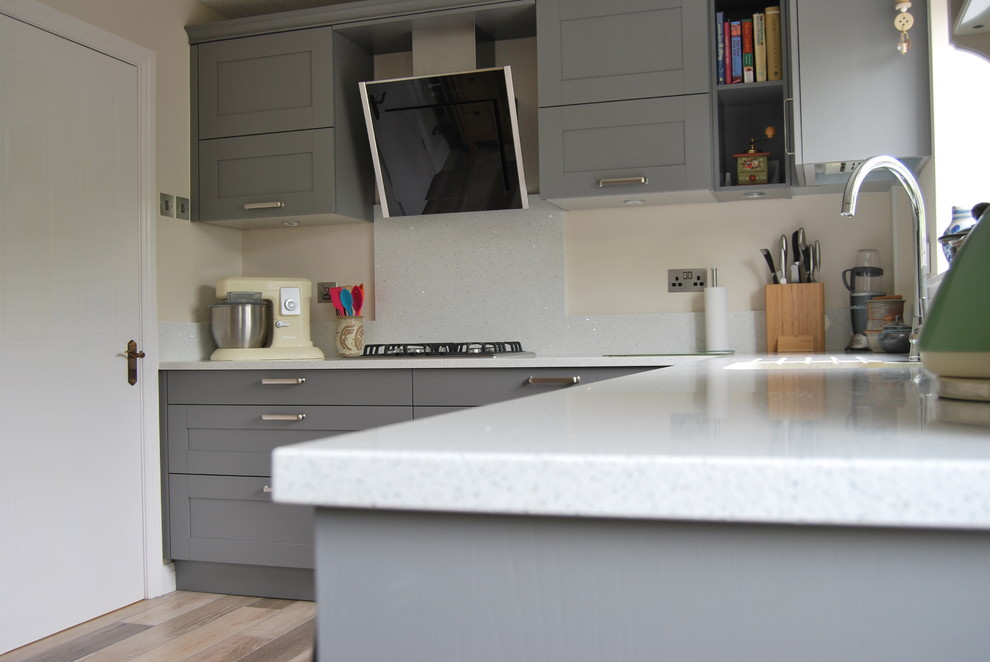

760,248,779,284
791,230,802,282
797,227,809,283
778,234,788,284
813,240,822,282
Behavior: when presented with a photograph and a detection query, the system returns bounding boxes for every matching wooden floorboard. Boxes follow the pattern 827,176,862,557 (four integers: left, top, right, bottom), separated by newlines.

0,592,315,662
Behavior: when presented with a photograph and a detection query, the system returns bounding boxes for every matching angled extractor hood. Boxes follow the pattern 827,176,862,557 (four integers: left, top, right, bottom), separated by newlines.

357,23,527,218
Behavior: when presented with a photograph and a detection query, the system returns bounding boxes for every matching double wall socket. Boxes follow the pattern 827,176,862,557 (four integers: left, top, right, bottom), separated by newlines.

667,268,708,292
317,281,337,303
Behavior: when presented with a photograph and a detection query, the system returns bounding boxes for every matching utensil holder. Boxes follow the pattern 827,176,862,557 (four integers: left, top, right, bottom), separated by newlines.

335,316,364,357
765,283,825,353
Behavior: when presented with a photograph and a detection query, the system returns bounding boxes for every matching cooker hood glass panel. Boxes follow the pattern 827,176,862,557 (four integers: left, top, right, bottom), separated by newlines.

359,66,527,218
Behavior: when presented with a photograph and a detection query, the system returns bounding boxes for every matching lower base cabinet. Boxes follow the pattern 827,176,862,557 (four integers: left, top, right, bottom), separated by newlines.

161,365,657,599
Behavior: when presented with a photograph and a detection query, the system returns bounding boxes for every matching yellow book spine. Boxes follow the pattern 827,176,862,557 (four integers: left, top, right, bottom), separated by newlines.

765,5,782,81
754,12,767,82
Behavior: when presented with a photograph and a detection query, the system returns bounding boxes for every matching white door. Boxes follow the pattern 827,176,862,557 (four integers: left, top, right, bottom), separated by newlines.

0,10,150,653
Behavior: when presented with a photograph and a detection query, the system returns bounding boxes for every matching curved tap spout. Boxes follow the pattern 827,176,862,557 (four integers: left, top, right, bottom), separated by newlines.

839,155,929,361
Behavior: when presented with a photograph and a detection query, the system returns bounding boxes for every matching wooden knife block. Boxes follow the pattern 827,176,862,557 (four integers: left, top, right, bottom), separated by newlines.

765,283,825,353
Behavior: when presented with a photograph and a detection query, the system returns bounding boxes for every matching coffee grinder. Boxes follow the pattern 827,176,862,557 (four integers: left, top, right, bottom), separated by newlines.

842,249,885,351
211,277,324,361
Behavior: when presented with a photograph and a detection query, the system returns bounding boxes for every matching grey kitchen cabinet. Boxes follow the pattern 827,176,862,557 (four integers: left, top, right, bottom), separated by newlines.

161,369,414,600
537,0,713,207
412,366,656,416
710,1,794,201
190,27,374,227
161,364,657,596
537,0,710,106
787,0,930,187
539,95,713,203
196,27,334,139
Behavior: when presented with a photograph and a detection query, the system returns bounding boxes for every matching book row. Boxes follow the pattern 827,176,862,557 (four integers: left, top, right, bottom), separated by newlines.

715,6,782,85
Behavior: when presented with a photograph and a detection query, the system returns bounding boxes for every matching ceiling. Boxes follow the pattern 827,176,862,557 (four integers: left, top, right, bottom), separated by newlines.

196,0,359,19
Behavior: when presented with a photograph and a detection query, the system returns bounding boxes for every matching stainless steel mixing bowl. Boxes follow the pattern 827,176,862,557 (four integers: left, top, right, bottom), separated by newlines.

209,300,271,348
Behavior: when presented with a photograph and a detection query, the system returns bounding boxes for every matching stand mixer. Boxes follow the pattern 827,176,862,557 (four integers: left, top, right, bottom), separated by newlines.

210,277,324,361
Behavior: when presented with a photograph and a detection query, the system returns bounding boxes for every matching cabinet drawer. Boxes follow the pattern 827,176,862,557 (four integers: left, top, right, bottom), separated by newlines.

538,0,709,106
412,367,654,407
197,27,333,139
169,474,313,569
165,369,413,406
539,95,712,200
198,129,335,222
167,404,414,475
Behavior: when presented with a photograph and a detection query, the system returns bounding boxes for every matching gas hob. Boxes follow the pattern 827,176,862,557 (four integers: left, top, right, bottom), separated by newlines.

362,341,535,358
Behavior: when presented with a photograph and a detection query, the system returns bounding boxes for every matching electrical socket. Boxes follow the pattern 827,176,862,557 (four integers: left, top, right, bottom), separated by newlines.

667,268,708,293
316,281,337,303
159,193,174,217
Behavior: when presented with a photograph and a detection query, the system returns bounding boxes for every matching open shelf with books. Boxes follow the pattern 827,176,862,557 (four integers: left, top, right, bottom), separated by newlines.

710,1,791,201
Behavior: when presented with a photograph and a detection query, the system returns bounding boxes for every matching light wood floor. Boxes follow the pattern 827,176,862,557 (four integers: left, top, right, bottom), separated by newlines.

0,591,315,662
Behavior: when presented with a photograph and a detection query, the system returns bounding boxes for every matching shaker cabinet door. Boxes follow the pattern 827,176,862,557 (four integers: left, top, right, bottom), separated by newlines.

197,27,334,139
538,0,709,107
539,95,712,200
198,129,334,222
169,474,314,569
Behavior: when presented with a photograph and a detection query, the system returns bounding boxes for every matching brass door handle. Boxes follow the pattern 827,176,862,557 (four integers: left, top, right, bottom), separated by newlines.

125,340,145,386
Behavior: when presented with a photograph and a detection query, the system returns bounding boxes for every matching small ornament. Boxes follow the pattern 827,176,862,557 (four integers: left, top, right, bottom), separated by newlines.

895,1,913,54
733,126,775,186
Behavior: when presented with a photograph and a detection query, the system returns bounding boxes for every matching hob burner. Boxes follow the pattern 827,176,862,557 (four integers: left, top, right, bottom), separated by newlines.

362,341,532,358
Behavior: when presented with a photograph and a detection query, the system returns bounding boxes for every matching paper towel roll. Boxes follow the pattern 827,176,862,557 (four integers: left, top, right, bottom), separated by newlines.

705,286,730,352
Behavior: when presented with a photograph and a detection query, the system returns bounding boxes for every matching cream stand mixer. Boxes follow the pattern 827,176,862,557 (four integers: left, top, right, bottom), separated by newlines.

210,277,324,361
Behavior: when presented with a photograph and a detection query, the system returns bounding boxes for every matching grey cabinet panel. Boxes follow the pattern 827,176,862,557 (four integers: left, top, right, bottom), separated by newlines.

167,404,414,475
169,474,313,569
198,27,333,139
790,0,930,174
413,367,654,407
539,95,712,200
198,129,334,222
538,0,709,107
166,369,413,406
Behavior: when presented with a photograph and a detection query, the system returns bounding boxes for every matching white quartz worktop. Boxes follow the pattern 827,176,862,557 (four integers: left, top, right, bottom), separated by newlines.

273,355,990,531
159,353,711,370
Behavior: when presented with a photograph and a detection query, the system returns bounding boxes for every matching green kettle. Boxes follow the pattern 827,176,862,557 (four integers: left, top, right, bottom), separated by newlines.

920,206,990,378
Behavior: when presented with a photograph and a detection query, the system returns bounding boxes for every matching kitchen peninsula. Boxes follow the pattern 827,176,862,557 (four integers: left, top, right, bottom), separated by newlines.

273,356,990,662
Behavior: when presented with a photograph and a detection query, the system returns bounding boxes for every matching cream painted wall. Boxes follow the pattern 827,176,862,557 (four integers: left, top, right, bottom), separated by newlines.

35,0,242,324
565,191,898,315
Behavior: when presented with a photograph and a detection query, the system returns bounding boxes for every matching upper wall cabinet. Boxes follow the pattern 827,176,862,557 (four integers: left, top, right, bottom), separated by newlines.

537,0,714,209
538,0,710,106
190,26,374,228
197,28,334,139
788,0,931,187
709,1,793,202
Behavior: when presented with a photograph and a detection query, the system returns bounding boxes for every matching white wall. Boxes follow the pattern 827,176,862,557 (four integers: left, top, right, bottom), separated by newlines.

35,0,242,324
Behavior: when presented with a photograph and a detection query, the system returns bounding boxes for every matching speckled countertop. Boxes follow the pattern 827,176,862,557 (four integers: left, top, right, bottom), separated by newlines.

158,354,712,370
272,355,990,530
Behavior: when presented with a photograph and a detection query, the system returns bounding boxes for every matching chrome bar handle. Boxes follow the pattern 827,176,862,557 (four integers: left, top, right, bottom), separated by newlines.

783,97,795,156
262,485,273,494
527,376,581,385
261,413,307,421
598,176,648,188
243,201,285,210
260,377,306,385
